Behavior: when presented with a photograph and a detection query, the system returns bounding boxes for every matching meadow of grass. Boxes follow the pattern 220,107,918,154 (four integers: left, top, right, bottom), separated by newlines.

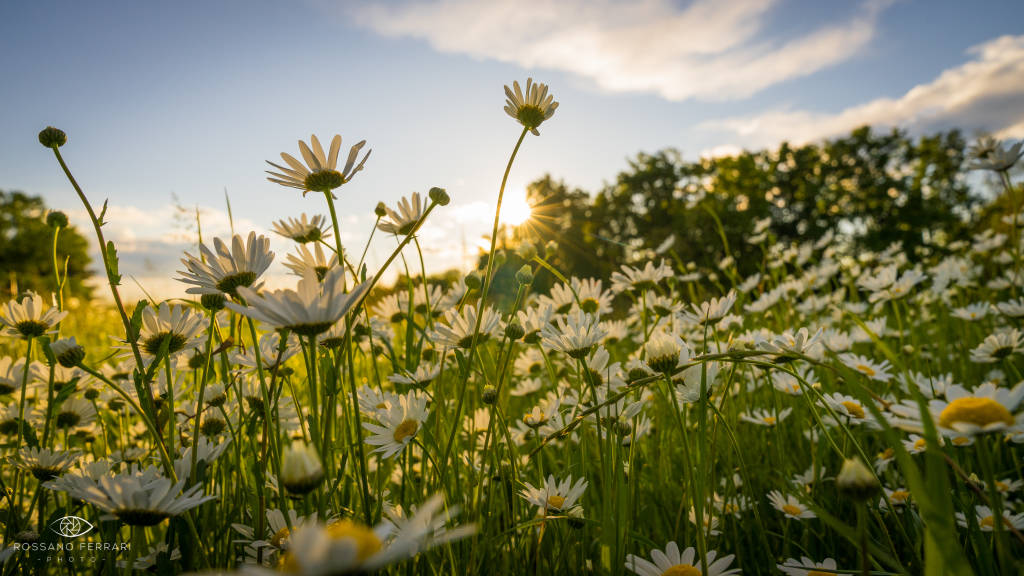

1,81,1023,576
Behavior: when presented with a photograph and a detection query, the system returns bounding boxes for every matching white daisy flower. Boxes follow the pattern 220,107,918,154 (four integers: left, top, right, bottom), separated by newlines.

778,557,849,576
950,302,990,321
46,466,215,526
276,494,472,574
18,447,78,481
363,392,429,458
739,407,792,427
767,490,816,520
272,213,332,244
837,353,893,383
228,267,368,338
429,304,503,350
387,363,440,389
0,291,67,339
625,541,740,576
128,302,207,359
266,133,370,194
177,232,274,298
610,260,673,294
956,505,1024,532
283,243,339,280
541,309,607,359
378,192,428,236
520,474,587,515
970,329,1024,363
504,78,558,135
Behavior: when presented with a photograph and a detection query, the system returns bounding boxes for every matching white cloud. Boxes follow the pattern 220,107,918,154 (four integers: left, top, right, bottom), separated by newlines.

70,196,500,301
350,0,890,101
700,35,1024,149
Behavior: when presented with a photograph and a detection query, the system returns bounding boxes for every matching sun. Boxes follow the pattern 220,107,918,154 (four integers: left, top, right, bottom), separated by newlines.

503,189,533,226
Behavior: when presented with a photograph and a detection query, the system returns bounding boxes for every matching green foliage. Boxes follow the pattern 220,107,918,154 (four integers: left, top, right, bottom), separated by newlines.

0,190,93,301
516,127,977,285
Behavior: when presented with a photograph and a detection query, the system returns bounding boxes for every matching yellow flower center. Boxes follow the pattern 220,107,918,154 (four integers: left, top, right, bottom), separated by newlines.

877,448,894,460
375,402,387,409
327,520,382,561
855,364,876,377
782,504,803,516
938,397,1014,429
661,564,701,576
763,416,777,425
546,495,566,510
393,419,419,443
995,481,1009,491
952,436,971,446
890,490,910,503
270,526,291,548
277,520,382,572
980,515,995,529
841,401,865,419
913,438,927,451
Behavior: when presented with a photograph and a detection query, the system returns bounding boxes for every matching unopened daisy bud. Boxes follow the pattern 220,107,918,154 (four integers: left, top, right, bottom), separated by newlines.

375,202,388,217
281,441,324,495
465,271,482,291
49,337,84,368
837,457,879,502
902,344,914,355
428,186,450,206
517,241,537,261
505,321,525,341
567,506,586,529
515,265,534,286
200,293,226,311
482,385,498,405
545,241,558,259
46,211,69,229
38,126,67,149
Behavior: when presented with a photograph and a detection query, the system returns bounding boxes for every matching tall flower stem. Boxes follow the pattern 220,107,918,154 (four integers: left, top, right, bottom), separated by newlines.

49,147,147,374
442,126,529,478
323,191,347,287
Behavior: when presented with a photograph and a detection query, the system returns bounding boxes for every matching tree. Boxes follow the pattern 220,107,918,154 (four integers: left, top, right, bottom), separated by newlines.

0,191,93,301
508,127,978,288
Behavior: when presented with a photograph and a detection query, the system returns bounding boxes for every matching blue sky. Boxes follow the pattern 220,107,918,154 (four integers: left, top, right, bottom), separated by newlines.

2,0,1023,299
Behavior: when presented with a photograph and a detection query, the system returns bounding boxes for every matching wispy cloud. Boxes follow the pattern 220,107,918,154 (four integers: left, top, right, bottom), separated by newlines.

700,35,1024,149
351,0,890,101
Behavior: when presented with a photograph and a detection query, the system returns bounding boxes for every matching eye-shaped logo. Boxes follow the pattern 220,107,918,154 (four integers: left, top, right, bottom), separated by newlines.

50,515,94,538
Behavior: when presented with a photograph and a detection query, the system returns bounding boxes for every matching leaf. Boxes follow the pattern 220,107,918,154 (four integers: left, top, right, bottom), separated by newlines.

106,240,121,285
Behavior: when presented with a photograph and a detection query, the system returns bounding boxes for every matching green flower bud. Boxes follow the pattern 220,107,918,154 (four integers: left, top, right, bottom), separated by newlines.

545,241,558,259
46,211,69,229
482,385,498,405
38,126,67,149
517,241,537,261
428,186,450,206
281,441,325,495
505,321,525,341
375,202,388,217
515,265,534,286
465,271,482,291
837,457,879,502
